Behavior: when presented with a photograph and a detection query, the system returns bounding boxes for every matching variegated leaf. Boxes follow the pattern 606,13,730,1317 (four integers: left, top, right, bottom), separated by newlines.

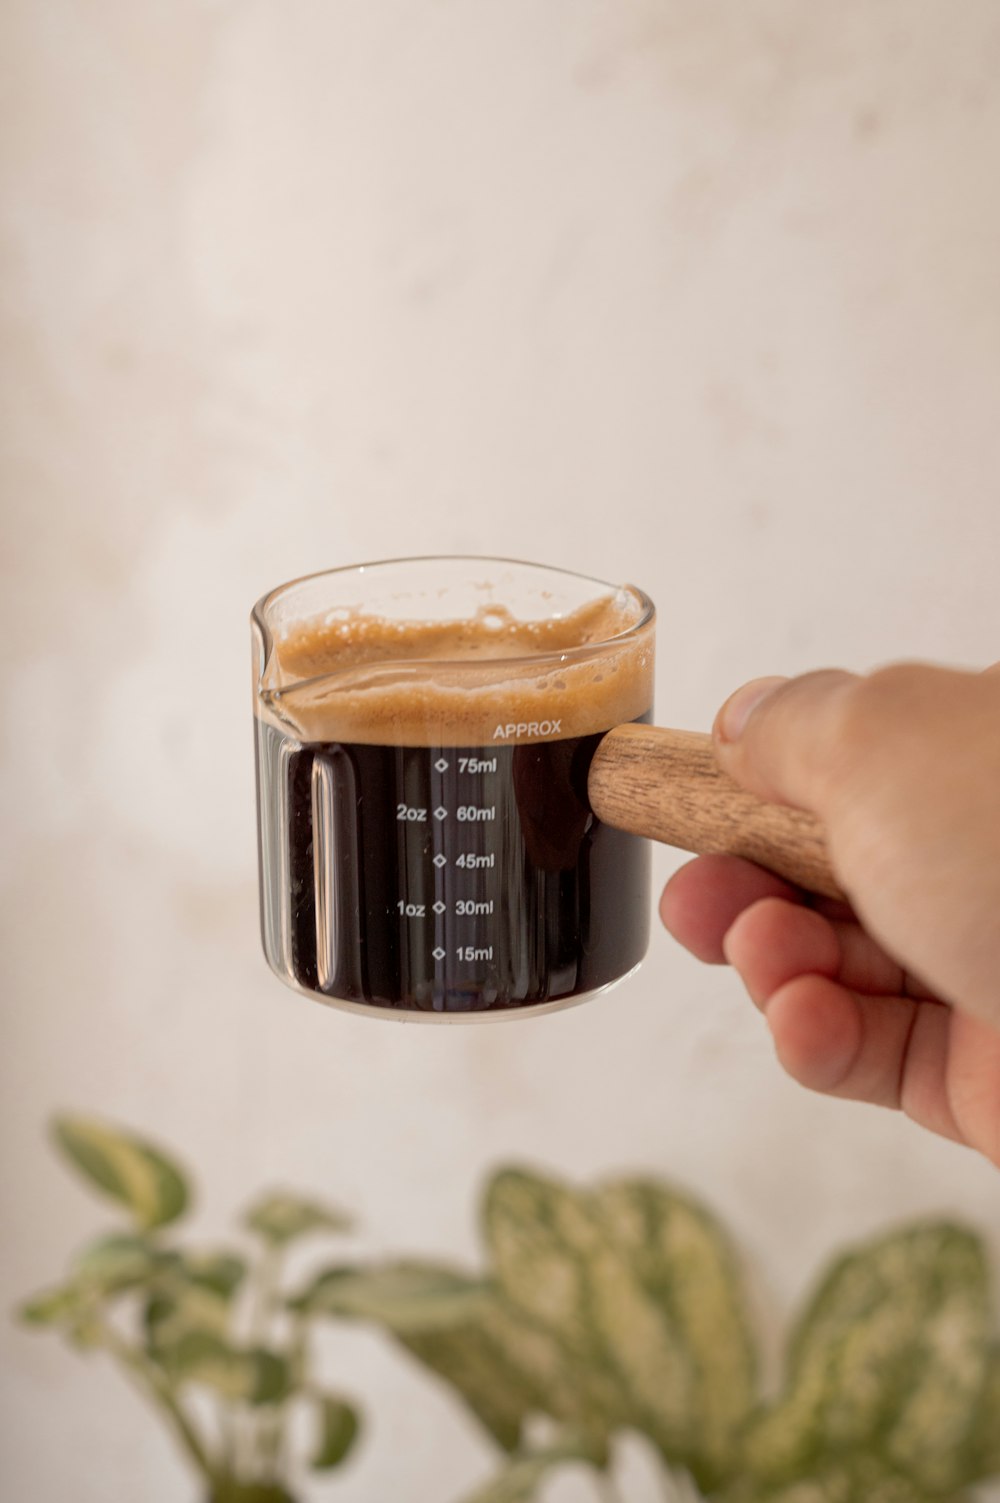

471,1294,615,1460
595,1178,756,1481
963,1341,1000,1482
723,1452,948,1503
145,1279,232,1358
302,1256,609,1456
20,1283,91,1326
178,1249,246,1300
398,1287,613,1457
72,1233,170,1295
296,1261,491,1330
243,1191,351,1245
743,1223,991,1493
19,1279,104,1347
484,1168,740,1486
397,1309,536,1453
163,1330,290,1405
52,1116,188,1231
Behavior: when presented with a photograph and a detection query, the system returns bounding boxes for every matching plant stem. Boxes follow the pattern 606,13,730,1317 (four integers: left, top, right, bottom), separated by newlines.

103,1324,218,1483
257,1305,309,1483
242,1242,287,1482
217,1398,238,1478
247,1243,284,1346
655,1462,701,1503
595,1475,625,1503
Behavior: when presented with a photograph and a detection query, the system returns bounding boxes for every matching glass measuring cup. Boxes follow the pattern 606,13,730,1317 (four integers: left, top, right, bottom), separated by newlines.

251,557,656,1021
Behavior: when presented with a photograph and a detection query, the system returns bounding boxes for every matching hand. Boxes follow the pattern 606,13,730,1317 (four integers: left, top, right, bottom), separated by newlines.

660,663,1000,1168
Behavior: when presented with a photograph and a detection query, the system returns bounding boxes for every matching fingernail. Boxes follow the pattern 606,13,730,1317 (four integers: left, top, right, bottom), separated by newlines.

717,677,787,743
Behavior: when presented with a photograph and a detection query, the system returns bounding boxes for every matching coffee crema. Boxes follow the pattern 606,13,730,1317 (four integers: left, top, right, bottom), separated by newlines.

257,593,654,747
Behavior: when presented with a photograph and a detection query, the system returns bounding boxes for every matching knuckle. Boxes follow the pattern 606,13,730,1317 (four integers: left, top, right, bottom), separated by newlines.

779,672,866,802
818,662,941,812
861,661,930,703
831,665,923,752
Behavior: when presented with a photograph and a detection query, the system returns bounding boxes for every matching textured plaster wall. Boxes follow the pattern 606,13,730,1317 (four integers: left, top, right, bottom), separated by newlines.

2,3,999,1499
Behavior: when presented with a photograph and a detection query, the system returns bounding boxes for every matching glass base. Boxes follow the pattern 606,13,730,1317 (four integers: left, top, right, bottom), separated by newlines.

271,960,644,1024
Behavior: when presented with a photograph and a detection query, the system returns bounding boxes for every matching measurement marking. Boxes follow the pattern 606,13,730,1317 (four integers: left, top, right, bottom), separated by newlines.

457,805,495,822
432,946,446,961
434,807,448,822
456,945,493,962
456,852,495,869
432,901,446,915
456,898,494,916
397,804,427,823
434,758,449,772
433,853,448,868
458,755,497,775
396,901,425,917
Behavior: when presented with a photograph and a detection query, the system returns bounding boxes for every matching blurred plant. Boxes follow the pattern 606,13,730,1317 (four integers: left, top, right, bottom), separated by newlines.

18,1121,1000,1503
293,1168,1000,1503
18,1117,360,1503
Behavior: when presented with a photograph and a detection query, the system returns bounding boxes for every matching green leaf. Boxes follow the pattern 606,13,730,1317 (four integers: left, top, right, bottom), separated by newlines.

964,1341,1000,1481
310,1393,361,1469
72,1233,172,1295
396,1290,576,1455
20,1282,91,1326
247,1347,291,1405
52,1116,189,1231
722,1453,947,1503
484,1168,748,1487
742,1222,992,1493
20,1280,95,1330
401,1283,629,1461
178,1250,246,1300
162,1330,291,1405
18,1280,106,1350
457,1438,598,1503
142,1248,249,1369
301,1259,602,1455
594,1177,757,1480
296,1261,492,1330
145,1280,232,1359
484,1167,657,1443
243,1190,351,1245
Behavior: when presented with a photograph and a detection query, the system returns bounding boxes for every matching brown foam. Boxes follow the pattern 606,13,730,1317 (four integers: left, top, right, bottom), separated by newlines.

256,594,654,746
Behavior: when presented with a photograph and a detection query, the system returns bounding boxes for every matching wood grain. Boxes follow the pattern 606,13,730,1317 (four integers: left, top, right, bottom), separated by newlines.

588,723,845,902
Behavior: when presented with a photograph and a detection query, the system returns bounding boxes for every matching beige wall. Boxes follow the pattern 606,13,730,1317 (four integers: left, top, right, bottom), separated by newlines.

2,2,999,1499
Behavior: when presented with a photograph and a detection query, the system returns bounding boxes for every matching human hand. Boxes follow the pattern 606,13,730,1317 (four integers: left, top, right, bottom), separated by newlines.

660,663,1000,1167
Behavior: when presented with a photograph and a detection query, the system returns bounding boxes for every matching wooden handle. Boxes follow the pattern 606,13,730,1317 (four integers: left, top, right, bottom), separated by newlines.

588,723,845,902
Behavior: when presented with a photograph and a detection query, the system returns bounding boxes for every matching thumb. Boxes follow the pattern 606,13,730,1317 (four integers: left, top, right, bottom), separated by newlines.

712,670,860,813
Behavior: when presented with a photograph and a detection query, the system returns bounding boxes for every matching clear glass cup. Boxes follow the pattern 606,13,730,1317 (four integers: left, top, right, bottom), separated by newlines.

251,557,655,1021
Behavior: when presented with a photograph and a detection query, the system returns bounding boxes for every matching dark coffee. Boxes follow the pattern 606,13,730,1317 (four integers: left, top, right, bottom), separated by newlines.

255,722,650,1014
253,590,655,1018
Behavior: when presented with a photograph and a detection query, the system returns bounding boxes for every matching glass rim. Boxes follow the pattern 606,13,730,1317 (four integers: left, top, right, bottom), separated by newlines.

252,554,656,694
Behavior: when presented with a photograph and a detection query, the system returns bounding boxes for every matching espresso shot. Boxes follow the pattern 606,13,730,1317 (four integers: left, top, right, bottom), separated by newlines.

252,560,655,1020
255,723,650,1013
